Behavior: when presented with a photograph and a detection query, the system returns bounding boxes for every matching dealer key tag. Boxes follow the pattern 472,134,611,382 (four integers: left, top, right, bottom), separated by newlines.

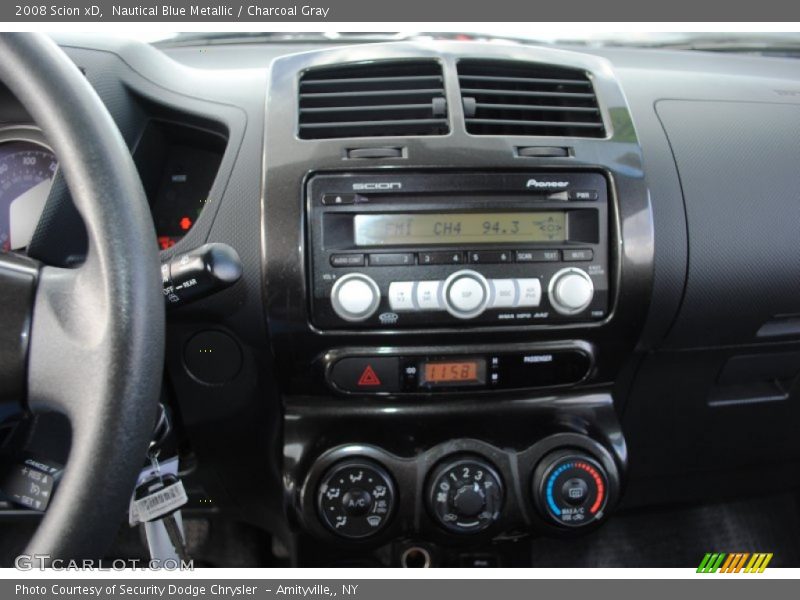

132,473,188,524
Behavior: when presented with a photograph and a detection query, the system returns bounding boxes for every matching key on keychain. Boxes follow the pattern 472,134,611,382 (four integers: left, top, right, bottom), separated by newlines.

132,449,190,561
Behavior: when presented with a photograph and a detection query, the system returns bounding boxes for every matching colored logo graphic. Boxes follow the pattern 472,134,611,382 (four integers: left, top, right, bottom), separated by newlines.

697,553,773,573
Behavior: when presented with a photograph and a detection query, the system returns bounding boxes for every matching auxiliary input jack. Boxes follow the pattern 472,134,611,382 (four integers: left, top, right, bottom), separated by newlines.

401,546,432,568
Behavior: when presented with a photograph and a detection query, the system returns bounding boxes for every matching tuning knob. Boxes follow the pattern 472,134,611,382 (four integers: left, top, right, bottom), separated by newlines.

330,273,381,322
443,270,490,319
548,268,594,315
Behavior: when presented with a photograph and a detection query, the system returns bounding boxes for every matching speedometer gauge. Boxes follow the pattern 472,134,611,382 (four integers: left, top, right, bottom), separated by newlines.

0,127,58,252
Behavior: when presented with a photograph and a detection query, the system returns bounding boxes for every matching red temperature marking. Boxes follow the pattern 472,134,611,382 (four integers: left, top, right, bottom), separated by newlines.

575,461,606,514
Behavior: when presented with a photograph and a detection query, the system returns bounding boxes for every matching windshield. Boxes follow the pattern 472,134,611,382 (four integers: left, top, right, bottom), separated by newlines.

134,30,800,55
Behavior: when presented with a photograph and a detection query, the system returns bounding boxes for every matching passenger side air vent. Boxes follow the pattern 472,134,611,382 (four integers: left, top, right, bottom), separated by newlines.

458,60,605,138
298,61,449,140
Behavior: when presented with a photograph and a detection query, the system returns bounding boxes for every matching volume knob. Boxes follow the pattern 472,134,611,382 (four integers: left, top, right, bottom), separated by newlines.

330,273,381,322
548,268,594,315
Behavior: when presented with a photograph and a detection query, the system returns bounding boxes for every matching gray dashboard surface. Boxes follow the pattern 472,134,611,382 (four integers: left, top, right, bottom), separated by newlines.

657,100,800,348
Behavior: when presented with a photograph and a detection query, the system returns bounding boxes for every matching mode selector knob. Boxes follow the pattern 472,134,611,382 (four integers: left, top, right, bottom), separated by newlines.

443,270,490,319
317,459,396,539
427,456,504,534
548,268,594,315
330,273,381,322
453,484,486,517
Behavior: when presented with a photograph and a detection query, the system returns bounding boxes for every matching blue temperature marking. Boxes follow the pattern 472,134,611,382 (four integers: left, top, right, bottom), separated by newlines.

546,462,573,517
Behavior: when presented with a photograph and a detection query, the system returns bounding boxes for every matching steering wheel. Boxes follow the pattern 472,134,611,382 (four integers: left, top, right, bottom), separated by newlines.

0,33,164,559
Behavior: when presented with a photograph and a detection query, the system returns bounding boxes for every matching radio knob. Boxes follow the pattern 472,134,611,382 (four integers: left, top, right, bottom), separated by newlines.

548,268,594,315
330,273,381,322
443,270,490,319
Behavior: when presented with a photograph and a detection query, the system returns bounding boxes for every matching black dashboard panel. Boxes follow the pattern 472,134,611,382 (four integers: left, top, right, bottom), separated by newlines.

258,42,652,560
262,42,653,397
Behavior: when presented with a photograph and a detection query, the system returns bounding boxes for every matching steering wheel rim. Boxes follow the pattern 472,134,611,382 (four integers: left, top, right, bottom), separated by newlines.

0,33,164,559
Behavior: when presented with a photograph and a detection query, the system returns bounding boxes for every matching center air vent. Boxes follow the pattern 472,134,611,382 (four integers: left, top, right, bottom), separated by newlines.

458,60,605,138
298,61,449,140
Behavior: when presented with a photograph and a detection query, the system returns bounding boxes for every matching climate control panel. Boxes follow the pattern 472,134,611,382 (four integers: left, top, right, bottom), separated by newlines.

300,435,621,544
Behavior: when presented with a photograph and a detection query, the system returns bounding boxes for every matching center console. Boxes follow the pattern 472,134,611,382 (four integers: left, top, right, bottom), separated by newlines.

262,42,654,566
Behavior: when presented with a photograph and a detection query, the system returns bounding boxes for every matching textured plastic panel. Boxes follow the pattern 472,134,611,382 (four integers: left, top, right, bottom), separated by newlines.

657,100,800,348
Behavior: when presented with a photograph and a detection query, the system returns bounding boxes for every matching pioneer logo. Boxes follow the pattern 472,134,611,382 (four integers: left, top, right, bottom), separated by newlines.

352,182,402,191
526,178,569,189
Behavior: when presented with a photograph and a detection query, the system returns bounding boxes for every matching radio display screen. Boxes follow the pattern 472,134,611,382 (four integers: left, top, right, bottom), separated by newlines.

420,358,486,387
353,212,566,246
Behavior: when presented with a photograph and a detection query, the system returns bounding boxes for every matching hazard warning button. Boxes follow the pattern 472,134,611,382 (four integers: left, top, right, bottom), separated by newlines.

329,357,400,393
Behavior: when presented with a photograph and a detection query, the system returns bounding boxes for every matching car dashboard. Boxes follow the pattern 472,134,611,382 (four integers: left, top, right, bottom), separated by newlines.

1,34,800,567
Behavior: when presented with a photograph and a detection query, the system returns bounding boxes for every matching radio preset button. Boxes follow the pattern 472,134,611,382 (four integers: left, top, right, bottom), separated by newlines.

369,253,415,267
419,251,464,265
443,270,490,319
468,250,513,264
516,249,561,263
388,281,416,311
490,279,517,308
416,280,443,310
516,278,543,307
549,268,594,315
330,274,381,322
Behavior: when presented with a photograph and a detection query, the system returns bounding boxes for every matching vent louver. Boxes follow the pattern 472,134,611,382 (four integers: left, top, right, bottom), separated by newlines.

458,60,605,138
298,61,449,140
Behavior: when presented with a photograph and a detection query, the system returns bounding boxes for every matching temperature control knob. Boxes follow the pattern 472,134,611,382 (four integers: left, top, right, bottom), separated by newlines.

443,270,491,319
427,457,504,534
548,268,594,315
330,273,381,322
532,450,609,528
317,459,396,539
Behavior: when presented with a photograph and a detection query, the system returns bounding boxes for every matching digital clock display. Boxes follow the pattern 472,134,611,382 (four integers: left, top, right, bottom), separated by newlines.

354,212,566,246
420,358,486,387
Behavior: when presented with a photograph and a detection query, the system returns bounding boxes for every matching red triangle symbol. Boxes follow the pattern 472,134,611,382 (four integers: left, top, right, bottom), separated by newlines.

357,365,382,386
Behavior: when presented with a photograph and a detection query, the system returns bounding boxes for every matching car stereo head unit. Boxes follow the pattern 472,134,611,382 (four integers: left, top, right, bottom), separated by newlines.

306,171,611,330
